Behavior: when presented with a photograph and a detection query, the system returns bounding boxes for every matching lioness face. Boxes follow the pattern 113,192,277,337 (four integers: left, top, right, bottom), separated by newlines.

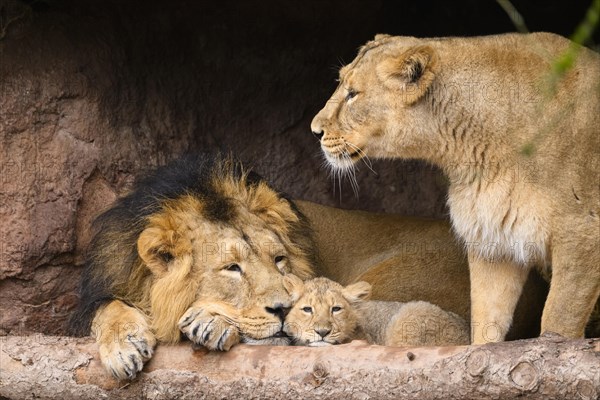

138,194,313,344
311,35,438,171
283,276,371,346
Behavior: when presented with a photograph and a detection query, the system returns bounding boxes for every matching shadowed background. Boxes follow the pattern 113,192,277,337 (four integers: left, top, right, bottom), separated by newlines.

0,0,596,335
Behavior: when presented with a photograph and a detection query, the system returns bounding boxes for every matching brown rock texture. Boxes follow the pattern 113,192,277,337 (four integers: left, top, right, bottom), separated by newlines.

0,0,446,336
1,334,599,399
0,0,595,336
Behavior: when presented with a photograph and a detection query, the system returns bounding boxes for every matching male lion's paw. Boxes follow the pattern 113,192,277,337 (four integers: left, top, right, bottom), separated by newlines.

178,306,240,351
98,329,156,380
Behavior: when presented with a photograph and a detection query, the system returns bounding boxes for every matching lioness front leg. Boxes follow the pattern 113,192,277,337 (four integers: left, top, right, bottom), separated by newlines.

541,243,600,338
92,300,156,380
469,255,529,344
178,300,241,351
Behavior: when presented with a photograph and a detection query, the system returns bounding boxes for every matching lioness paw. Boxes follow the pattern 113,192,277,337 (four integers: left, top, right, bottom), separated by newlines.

178,307,240,351
98,329,156,380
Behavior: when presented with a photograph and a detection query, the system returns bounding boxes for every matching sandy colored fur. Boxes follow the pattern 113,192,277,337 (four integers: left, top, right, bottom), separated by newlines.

296,200,549,341
311,32,600,343
284,277,469,346
71,156,316,379
92,300,156,379
379,301,469,346
283,277,367,346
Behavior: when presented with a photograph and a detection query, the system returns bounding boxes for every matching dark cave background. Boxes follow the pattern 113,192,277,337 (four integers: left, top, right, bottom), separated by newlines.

0,0,597,334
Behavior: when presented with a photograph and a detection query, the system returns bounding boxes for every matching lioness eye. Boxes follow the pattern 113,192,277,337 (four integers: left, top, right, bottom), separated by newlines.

301,306,313,313
332,306,342,313
345,89,357,101
224,264,242,273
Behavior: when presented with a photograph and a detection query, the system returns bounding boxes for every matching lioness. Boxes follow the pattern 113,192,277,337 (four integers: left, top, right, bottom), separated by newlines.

311,32,600,343
283,276,469,347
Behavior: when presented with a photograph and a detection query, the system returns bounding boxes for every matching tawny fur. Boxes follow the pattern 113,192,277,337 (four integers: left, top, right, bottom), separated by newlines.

311,32,600,343
296,201,549,341
283,276,469,346
69,156,315,380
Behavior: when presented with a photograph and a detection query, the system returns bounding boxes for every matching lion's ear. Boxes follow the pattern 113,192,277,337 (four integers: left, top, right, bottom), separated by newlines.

374,33,391,41
283,274,305,302
342,281,372,303
137,227,175,276
376,45,438,104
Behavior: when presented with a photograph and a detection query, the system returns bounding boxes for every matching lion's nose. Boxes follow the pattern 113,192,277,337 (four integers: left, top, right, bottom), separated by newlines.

312,130,324,141
265,303,291,322
315,328,331,338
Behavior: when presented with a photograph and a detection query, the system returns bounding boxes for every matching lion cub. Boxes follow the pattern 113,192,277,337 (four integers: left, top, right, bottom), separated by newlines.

283,276,469,347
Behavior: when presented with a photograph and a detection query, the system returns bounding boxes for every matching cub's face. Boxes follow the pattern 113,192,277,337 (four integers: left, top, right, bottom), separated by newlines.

282,276,371,347
311,35,439,171
137,193,314,344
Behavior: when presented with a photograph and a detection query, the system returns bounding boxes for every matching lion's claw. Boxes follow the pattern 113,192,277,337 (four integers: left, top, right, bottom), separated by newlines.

98,329,156,380
178,307,240,351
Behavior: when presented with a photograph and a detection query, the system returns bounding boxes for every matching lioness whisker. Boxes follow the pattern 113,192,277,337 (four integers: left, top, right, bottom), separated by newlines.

336,157,343,201
345,141,377,176
346,154,360,198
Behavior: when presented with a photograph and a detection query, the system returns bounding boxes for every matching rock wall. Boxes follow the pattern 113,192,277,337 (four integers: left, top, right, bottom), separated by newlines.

0,0,595,335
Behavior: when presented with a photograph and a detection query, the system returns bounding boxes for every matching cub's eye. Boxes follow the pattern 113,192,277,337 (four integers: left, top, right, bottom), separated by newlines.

345,89,358,101
224,264,242,273
331,306,342,313
301,306,313,313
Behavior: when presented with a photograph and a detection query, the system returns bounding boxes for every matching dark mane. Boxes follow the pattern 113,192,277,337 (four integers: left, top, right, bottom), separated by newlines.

68,153,312,336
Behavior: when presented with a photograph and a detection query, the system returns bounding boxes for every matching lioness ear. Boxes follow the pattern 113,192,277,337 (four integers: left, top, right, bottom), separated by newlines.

342,281,372,303
283,274,305,302
376,45,438,104
137,227,175,276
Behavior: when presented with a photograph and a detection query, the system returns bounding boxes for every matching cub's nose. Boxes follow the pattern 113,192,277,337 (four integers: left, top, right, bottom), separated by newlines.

312,130,324,141
265,303,291,322
315,328,331,338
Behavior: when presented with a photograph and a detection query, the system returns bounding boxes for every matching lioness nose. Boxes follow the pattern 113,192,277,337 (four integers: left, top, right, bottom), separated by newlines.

265,303,291,322
312,130,324,141
315,328,331,338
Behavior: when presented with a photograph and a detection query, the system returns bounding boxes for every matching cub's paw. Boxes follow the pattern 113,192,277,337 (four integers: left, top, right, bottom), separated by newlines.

98,328,156,380
178,306,240,351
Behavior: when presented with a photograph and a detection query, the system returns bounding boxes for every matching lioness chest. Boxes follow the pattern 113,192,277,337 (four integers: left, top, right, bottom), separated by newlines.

447,179,552,266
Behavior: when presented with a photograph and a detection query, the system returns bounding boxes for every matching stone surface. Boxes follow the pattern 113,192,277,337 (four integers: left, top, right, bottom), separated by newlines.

0,0,596,335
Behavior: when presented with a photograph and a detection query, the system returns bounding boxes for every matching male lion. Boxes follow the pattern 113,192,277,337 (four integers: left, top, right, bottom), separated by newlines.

69,156,550,380
311,32,600,343
283,276,469,347
68,155,315,379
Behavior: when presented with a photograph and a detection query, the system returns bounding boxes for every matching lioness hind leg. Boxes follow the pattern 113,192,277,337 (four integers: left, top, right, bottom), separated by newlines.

468,256,529,344
542,243,600,338
92,300,156,380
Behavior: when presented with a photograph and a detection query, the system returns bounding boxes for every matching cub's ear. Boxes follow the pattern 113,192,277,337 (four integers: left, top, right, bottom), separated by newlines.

342,281,372,303
137,227,176,276
283,274,305,303
376,45,438,104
